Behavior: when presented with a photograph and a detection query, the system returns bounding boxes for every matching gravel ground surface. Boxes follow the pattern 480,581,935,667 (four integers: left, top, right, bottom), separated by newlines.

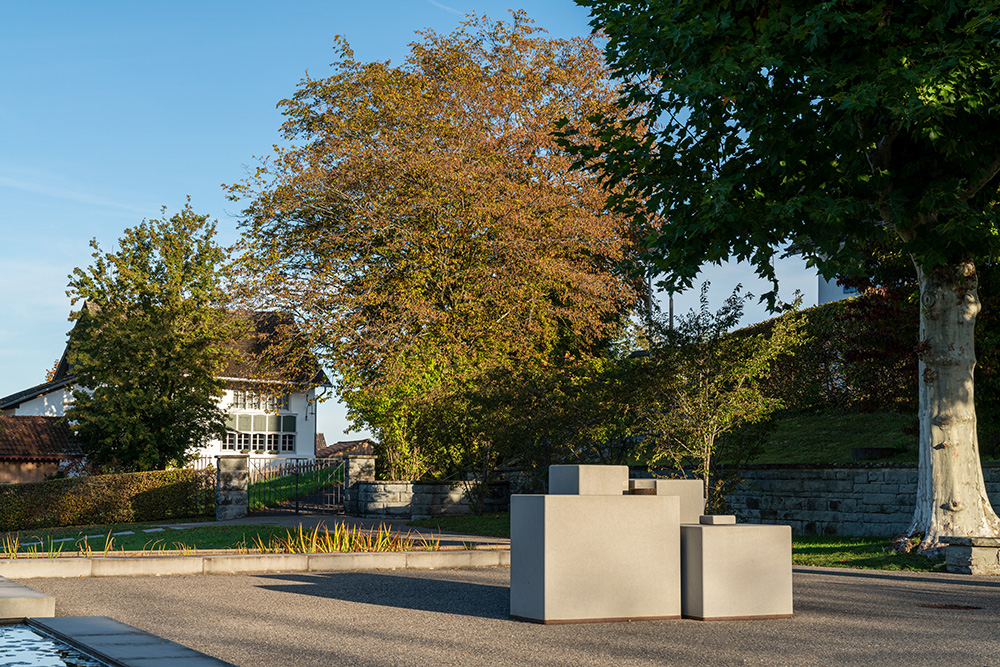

26,566,1000,666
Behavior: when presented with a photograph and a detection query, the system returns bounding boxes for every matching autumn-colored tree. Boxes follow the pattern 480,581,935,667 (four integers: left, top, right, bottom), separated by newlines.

229,12,647,478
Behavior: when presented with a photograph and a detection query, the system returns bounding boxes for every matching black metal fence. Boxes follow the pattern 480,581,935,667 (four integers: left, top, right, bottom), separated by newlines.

246,457,345,514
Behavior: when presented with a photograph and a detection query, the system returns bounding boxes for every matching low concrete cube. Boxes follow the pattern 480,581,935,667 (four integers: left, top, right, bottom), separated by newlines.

680,523,792,620
510,494,681,623
549,465,628,496
629,479,706,524
943,537,1000,575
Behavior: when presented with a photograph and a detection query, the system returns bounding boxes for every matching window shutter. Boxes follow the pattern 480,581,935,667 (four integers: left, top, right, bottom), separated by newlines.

253,415,267,432
237,415,252,432
282,415,296,433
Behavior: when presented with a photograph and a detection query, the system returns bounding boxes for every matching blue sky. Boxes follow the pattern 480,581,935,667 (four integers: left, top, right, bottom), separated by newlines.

0,0,816,441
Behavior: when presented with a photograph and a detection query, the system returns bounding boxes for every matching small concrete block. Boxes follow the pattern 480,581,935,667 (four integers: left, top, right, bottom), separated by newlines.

699,515,736,525
652,479,706,524
0,577,54,618
510,494,680,623
681,523,792,620
549,465,628,495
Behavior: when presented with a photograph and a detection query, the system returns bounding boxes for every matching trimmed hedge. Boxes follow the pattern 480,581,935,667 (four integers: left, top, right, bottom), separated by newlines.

742,290,917,413
0,468,215,532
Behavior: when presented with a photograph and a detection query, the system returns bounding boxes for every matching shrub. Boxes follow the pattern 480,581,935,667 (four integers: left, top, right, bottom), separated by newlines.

0,468,214,532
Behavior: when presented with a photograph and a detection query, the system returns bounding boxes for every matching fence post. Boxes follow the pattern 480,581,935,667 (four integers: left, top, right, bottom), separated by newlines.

343,455,376,516
216,455,249,521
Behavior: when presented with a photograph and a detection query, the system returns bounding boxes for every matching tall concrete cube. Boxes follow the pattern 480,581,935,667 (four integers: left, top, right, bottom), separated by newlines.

549,465,628,495
510,494,681,623
680,523,793,620
629,479,706,523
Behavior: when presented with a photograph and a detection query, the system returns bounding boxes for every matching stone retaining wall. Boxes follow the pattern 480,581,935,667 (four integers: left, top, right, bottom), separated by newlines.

723,464,1000,536
358,481,509,520
357,465,1000,535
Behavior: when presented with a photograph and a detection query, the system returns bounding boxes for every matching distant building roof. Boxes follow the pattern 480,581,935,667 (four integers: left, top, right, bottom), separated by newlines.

0,377,73,412
48,308,330,390
315,438,375,458
0,416,83,460
221,311,330,386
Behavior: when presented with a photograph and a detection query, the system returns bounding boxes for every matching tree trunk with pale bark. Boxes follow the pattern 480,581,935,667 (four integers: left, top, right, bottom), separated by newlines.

908,260,1000,551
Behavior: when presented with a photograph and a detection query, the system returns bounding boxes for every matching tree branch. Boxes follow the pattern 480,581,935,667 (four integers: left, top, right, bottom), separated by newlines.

960,153,1000,204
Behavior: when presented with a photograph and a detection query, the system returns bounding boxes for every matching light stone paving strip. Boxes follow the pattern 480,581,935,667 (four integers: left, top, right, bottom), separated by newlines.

0,549,511,580
29,616,235,666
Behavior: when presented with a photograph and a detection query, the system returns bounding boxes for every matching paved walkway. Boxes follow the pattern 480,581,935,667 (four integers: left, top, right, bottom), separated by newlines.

27,566,1000,666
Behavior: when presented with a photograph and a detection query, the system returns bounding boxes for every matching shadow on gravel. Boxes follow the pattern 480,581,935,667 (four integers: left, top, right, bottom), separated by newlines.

795,566,1000,589
253,571,510,620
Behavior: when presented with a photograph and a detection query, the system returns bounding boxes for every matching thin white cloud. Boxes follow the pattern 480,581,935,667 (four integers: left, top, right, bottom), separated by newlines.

427,0,462,15
0,171,149,215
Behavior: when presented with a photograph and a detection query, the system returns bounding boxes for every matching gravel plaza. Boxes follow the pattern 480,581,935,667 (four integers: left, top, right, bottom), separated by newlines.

26,564,1000,666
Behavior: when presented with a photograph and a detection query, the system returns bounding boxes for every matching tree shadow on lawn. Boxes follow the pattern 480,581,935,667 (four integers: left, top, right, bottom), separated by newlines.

253,571,511,620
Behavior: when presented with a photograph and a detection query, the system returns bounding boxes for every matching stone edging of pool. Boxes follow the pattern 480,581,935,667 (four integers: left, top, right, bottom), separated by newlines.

0,548,511,580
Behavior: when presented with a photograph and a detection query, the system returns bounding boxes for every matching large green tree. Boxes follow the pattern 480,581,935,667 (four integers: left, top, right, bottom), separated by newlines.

229,12,648,479
66,204,233,471
570,0,1000,549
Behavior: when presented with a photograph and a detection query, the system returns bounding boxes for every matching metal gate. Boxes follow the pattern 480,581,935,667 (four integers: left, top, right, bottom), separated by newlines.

247,457,345,515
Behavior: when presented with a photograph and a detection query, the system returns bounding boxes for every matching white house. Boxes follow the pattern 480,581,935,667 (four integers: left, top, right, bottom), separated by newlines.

818,274,859,305
0,311,330,462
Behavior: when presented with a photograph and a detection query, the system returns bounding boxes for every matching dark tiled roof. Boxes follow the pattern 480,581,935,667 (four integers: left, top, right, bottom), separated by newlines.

0,416,83,459
0,377,74,411
46,309,330,390
221,311,330,386
316,438,375,458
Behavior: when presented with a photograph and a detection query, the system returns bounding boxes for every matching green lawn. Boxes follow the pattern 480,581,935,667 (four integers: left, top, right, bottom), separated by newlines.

749,410,917,464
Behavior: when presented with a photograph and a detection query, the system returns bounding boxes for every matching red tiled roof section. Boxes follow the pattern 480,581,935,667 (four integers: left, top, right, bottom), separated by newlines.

0,416,83,459
315,438,375,458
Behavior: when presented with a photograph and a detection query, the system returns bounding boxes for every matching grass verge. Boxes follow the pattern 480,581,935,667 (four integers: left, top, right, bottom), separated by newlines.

0,521,436,556
409,513,947,572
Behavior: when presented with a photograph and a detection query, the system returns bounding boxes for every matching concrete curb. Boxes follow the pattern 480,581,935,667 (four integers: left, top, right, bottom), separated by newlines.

0,549,511,579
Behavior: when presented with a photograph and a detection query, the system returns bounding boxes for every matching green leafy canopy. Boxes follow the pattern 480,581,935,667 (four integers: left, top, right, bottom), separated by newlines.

65,203,234,472
568,0,1000,303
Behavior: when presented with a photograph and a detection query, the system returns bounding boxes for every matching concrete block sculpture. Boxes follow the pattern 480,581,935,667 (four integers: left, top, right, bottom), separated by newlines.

629,479,706,524
510,465,792,624
548,464,628,496
680,516,793,620
510,493,681,623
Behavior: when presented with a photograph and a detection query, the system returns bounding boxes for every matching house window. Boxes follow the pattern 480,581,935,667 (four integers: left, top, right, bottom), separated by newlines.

223,414,297,453
231,390,289,412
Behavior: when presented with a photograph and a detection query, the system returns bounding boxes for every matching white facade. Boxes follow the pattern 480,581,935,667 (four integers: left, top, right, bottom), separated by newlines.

207,386,318,460
6,383,318,462
6,387,73,417
818,274,858,305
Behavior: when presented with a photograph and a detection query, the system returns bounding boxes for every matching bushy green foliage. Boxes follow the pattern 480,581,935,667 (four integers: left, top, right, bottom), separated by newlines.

0,469,214,532
66,203,234,471
744,291,917,414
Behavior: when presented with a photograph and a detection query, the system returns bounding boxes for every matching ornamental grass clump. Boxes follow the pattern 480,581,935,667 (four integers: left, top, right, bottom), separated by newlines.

259,522,439,554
